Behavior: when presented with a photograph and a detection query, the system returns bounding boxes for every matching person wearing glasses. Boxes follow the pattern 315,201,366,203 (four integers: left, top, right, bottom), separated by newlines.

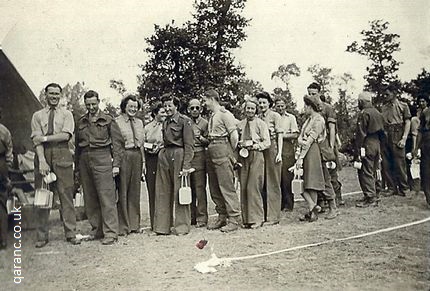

187,99,209,228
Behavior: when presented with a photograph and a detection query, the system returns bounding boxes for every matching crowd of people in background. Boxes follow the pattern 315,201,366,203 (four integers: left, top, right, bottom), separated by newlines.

0,80,429,250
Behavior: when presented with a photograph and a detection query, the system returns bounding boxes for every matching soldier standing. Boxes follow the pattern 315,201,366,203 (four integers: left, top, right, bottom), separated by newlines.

354,92,385,207
202,89,241,233
187,99,209,228
380,84,411,197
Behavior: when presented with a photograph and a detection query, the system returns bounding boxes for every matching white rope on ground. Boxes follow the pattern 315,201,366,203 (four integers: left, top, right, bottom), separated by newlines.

194,216,430,273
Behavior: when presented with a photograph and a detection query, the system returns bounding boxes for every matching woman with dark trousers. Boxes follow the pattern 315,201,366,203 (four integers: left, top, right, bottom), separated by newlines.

143,103,166,229
116,95,145,235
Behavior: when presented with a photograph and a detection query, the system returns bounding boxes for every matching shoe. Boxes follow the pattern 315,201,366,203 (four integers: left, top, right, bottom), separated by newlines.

207,219,227,230
337,199,345,206
195,222,207,228
325,201,338,220
262,220,279,226
85,234,104,241
357,198,378,208
35,240,49,248
381,189,395,197
249,223,262,229
356,196,367,202
394,191,406,197
66,237,81,245
101,237,117,245
220,222,238,233
308,211,318,222
299,212,311,221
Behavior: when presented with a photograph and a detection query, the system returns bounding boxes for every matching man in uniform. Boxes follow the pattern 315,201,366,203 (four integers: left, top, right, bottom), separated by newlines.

307,83,338,219
274,97,299,211
187,99,209,227
380,84,411,197
153,94,194,235
354,92,385,207
31,83,80,248
75,90,124,245
0,114,12,250
202,89,241,233
417,95,430,207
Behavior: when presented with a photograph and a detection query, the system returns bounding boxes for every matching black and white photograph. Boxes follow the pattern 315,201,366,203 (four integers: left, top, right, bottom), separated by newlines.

0,0,429,290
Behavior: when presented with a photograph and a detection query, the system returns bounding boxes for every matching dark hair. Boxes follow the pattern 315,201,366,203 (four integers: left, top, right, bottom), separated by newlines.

203,89,220,102
120,95,141,113
45,83,62,93
274,97,286,105
255,91,273,106
303,95,320,112
409,102,418,117
83,90,99,100
307,82,321,92
417,94,429,106
160,93,180,108
151,102,164,118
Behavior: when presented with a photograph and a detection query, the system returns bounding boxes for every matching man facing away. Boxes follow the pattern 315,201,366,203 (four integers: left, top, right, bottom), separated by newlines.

354,92,385,207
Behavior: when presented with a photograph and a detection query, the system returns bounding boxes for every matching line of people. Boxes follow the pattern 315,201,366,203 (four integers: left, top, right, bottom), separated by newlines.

27,81,430,249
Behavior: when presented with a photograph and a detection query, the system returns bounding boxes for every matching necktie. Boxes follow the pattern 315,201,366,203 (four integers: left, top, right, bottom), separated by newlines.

129,117,137,147
47,108,55,135
243,119,252,141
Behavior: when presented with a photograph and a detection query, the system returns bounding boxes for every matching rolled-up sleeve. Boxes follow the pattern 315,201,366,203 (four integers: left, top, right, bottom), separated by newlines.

30,112,43,139
61,110,75,137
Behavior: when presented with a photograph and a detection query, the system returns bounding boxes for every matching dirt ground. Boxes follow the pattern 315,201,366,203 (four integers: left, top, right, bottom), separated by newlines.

1,166,429,290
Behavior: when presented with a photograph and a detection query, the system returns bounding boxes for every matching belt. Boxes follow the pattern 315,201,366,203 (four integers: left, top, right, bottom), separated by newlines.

45,141,69,148
385,123,403,131
164,144,182,149
81,146,111,153
208,136,229,144
125,146,141,151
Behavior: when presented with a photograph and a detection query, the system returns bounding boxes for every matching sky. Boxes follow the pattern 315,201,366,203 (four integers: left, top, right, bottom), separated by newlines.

1,0,429,108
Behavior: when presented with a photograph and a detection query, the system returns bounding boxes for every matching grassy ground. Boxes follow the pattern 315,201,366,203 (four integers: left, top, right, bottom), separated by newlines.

1,166,429,290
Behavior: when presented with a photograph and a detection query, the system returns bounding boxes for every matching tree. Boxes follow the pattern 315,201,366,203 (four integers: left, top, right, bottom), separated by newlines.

403,68,430,100
307,64,334,103
333,73,358,155
271,63,301,115
346,20,401,104
109,79,128,97
138,0,251,111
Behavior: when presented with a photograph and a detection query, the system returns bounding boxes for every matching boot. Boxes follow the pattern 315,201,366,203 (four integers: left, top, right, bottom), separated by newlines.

325,200,338,220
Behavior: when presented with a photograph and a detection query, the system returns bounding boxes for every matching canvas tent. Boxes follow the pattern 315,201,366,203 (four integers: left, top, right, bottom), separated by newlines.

0,47,42,153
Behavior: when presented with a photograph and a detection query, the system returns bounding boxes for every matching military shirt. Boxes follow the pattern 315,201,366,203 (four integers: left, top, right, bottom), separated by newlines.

162,112,194,169
237,117,271,151
259,109,284,139
31,106,74,139
208,108,237,138
116,114,145,149
280,112,299,141
319,102,337,130
355,103,384,152
191,116,208,148
75,111,124,167
420,107,430,133
381,99,411,125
